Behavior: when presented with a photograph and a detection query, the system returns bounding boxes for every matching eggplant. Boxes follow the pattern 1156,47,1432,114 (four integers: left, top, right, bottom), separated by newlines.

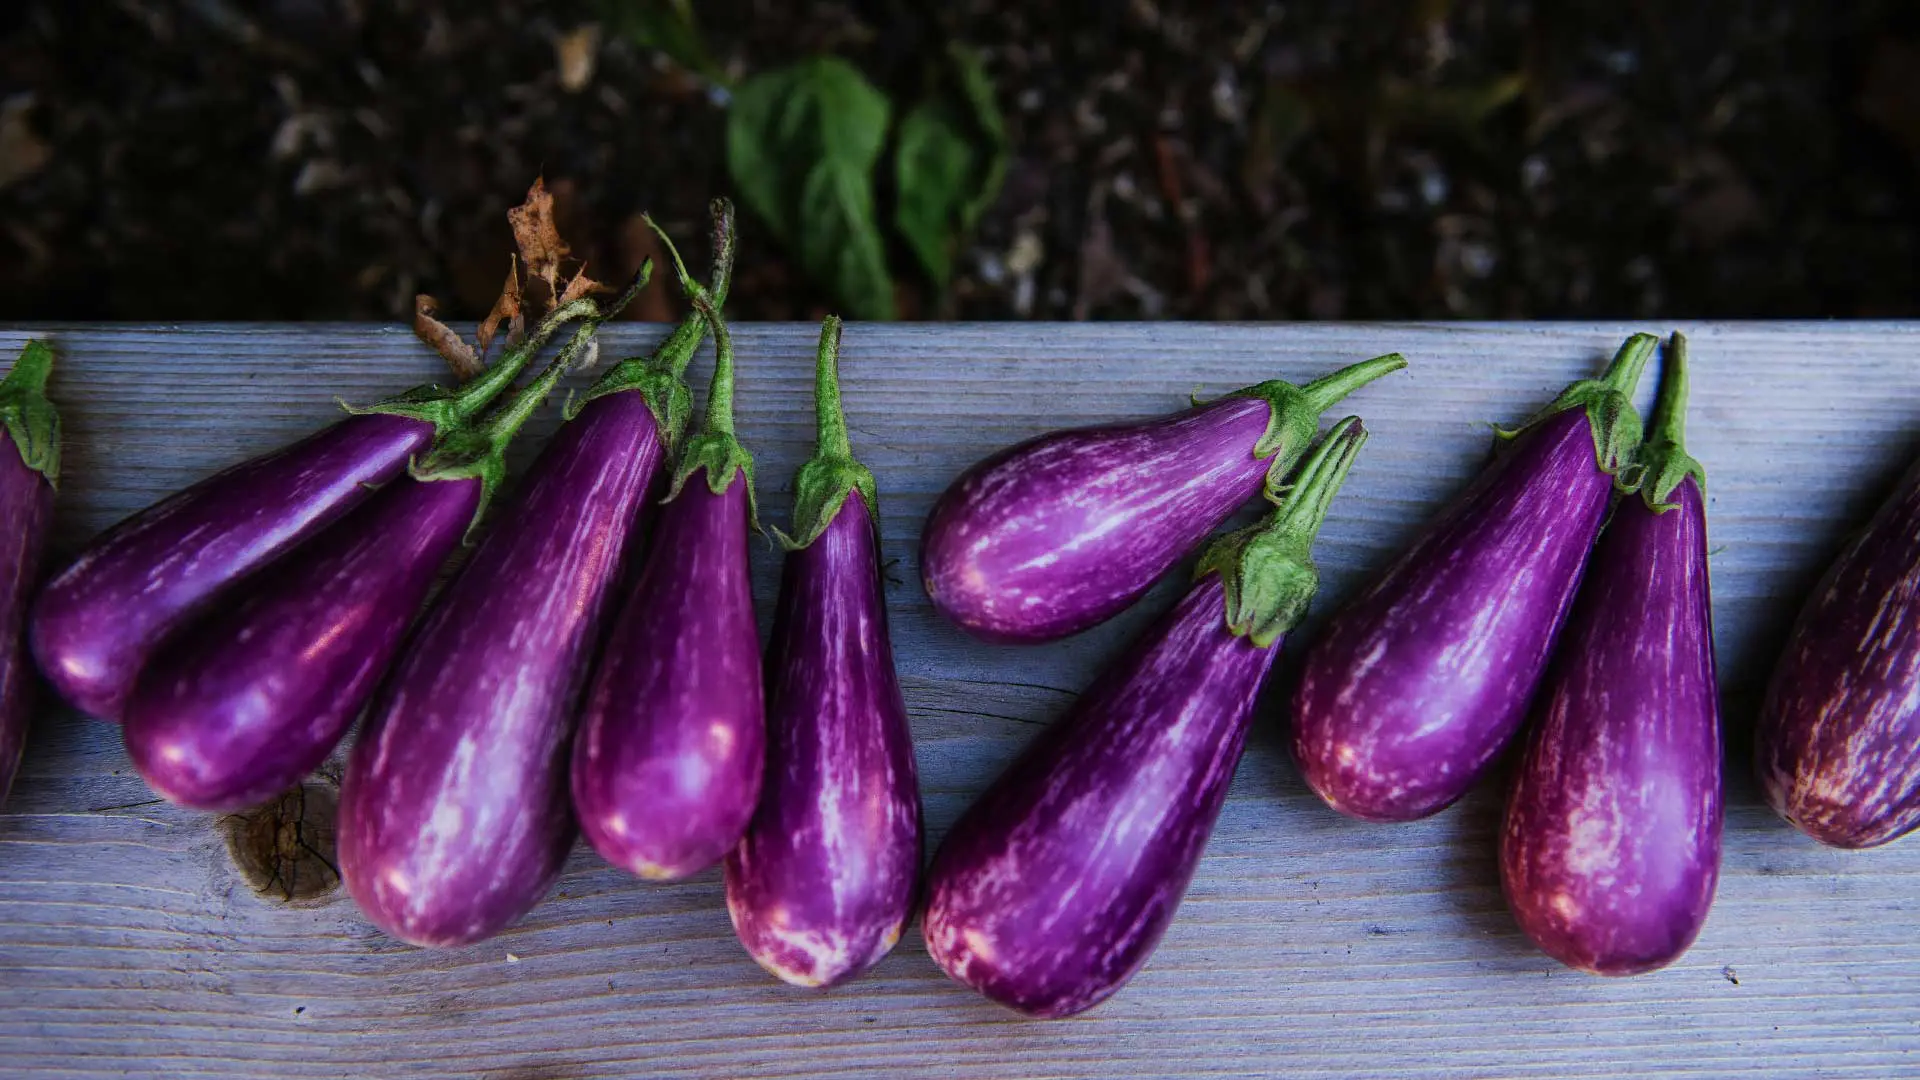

919,353,1404,643
1501,333,1721,975
723,317,922,987
1290,334,1657,823
1757,424,1920,848
924,418,1369,1018
121,275,647,812
572,292,763,880
0,342,59,806
31,298,599,723
338,207,733,947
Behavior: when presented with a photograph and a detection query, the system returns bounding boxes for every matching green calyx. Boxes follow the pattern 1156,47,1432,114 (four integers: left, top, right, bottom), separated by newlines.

666,289,758,525
0,340,61,486
571,198,738,455
1637,331,1706,511
1497,332,1657,493
410,266,653,530
1219,353,1404,496
775,315,877,551
1195,416,1369,648
352,294,608,436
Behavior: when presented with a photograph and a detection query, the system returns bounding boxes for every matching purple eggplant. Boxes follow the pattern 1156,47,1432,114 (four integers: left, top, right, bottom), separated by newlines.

121,275,648,812
924,418,1369,1018
31,298,600,723
0,342,59,806
1757,439,1920,847
573,292,763,880
920,353,1404,643
1501,333,1721,975
338,207,733,947
723,317,921,987
1290,334,1657,823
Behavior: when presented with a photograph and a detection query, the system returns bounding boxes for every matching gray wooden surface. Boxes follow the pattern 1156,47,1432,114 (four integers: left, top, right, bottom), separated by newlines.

2,322,1918,1080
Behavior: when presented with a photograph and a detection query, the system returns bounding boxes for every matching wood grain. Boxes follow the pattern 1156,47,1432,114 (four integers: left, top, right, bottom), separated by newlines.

2,322,1919,1079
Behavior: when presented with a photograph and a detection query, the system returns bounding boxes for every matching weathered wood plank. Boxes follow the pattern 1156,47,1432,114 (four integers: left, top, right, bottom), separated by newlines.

1,322,1918,1079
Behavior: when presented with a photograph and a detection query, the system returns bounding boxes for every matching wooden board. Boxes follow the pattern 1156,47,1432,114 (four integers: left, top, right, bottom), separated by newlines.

2,322,1919,1080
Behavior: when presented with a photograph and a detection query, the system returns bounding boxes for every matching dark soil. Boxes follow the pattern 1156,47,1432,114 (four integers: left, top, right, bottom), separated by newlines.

1,1,1914,324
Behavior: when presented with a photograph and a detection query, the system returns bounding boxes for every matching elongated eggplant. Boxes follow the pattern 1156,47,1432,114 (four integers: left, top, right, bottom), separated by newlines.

573,293,763,880
121,275,647,812
1501,333,1721,975
723,317,921,987
338,208,733,947
31,299,598,723
920,353,1404,643
925,418,1369,1018
0,342,59,806
1291,334,1656,823
1757,431,1920,848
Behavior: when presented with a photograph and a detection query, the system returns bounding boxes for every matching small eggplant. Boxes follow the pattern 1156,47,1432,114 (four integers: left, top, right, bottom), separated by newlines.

723,317,921,987
31,299,597,723
924,418,1369,1018
1291,334,1657,823
572,292,763,880
0,342,59,806
338,208,732,947
121,275,647,812
1757,428,1920,848
1501,334,1722,975
920,353,1404,643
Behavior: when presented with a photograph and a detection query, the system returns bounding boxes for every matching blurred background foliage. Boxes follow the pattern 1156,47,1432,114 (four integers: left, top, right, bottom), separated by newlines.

0,0,1913,323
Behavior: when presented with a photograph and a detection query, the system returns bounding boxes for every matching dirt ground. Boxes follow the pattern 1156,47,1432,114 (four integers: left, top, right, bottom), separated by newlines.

0,1,1914,324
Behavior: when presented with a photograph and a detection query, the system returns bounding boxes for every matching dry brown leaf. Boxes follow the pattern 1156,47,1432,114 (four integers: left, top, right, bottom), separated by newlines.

508,178,570,307
476,257,524,358
414,294,481,379
557,262,607,306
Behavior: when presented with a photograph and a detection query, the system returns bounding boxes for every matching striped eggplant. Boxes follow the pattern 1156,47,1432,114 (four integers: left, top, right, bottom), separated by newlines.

0,342,59,806
572,294,763,880
724,317,922,987
1290,334,1657,823
1757,429,1920,848
31,298,598,723
121,276,646,812
338,208,733,947
919,353,1404,643
1501,333,1722,975
924,418,1369,1018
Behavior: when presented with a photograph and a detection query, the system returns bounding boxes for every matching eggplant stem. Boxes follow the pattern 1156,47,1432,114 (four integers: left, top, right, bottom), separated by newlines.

1272,416,1368,546
642,198,737,382
1597,333,1659,398
1301,353,1408,414
1650,331,1690,448
691,291,736,437
813,316,851,460
0,339,60,485
0,339,54,397
449,296,598,422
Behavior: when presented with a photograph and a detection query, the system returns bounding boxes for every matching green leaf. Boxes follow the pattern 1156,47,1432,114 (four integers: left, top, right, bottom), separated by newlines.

895,104,979,288
892,45,1007,287
727,57,896,320
603,0,726,84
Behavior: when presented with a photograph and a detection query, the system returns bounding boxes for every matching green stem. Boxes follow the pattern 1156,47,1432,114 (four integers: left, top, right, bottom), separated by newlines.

0,340,61,485
1638,331,1706,510
1195,416,1369,647
643,198,736,381
813,315,851,460
449,296,601,421
1302,353,1409,414
696,292,736,438
1597,332,1659,399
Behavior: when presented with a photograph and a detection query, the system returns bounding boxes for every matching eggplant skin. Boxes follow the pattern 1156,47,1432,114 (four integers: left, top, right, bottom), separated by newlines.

1291,410,1613,822
725,496,922,988
923,576,1278,1019
1757,461,1920,849
0,443,53,806
341,393,665,947
920,398,1271,644
1501,479,1722,975
122,475,479,812
573,471,764,880
32,413,428,723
